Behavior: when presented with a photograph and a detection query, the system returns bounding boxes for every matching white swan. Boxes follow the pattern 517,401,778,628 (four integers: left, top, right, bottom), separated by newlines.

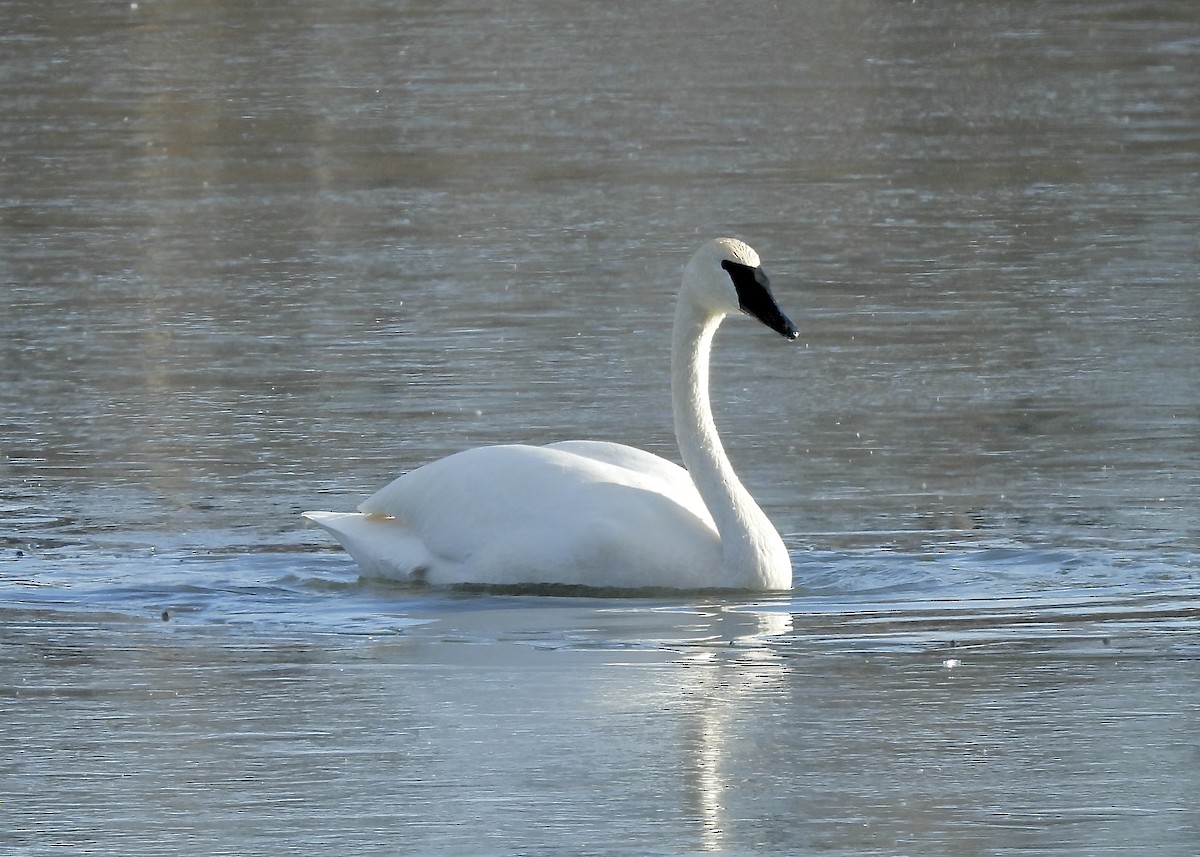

304,238,798,590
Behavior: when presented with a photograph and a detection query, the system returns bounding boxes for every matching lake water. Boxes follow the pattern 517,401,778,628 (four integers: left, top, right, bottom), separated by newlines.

2,0,1199,854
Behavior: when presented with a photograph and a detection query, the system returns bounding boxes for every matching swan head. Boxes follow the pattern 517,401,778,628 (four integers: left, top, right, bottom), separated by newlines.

684,238,799,339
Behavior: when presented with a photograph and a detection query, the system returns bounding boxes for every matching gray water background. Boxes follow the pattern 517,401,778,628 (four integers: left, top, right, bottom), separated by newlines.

2,1,1199,854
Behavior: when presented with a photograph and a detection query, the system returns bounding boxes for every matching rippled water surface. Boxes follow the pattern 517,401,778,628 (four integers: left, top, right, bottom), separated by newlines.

3,1,1199,854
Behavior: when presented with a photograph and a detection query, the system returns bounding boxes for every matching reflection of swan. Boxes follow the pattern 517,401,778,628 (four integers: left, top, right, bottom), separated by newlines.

304,238,798,589
673,607,794,851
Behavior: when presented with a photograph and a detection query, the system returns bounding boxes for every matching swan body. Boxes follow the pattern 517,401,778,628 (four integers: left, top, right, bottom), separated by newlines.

305,238,798,590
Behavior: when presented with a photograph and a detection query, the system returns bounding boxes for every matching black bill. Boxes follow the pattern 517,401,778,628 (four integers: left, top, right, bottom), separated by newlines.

721,260,799,340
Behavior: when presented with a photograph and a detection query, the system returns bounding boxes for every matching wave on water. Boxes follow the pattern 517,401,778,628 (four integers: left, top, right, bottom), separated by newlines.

2,540,1197,658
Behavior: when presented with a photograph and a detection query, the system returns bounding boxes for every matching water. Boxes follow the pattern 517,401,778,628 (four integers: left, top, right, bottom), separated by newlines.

2,0,1199,853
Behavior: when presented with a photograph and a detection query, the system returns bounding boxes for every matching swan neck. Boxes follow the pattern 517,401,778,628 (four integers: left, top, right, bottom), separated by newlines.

671,297,777,584
671,300,729,491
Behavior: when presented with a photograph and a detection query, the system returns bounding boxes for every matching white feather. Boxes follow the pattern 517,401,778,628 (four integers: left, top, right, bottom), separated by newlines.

304,238,796,590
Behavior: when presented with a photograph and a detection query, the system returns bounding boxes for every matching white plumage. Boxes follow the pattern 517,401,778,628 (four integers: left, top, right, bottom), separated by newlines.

305,238,798,590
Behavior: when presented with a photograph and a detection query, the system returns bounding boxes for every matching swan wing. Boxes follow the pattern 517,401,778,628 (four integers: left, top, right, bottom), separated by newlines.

312,443,721,587
544,440,714,526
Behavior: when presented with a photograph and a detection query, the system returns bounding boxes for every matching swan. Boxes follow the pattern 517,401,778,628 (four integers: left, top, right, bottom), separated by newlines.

304,237,799,590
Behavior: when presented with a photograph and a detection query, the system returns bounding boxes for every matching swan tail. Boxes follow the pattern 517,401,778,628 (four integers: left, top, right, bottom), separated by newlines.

302,511,436,582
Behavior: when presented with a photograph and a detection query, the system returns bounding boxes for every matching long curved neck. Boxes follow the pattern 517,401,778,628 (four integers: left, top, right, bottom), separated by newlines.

671,296,783,587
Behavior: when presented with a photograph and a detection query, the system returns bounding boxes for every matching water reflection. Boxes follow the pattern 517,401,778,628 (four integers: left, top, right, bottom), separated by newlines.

673,612,794,851
3,552,1199,854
